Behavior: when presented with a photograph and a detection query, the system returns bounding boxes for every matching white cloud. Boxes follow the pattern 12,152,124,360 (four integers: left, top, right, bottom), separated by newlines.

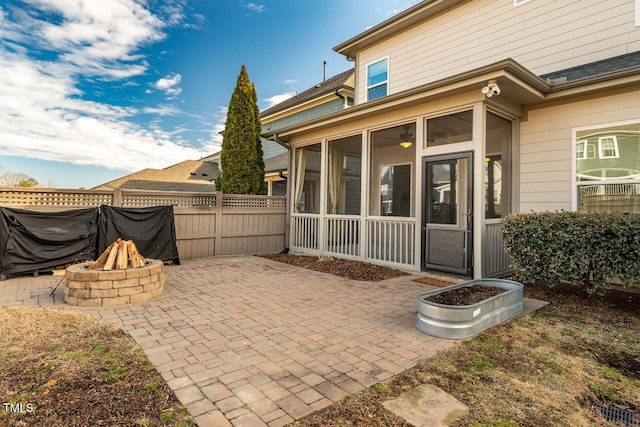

244,3,266,13
201,106,227,153
263,92,296,108
154,73,182,97
283,79,298,85
0,1,207,173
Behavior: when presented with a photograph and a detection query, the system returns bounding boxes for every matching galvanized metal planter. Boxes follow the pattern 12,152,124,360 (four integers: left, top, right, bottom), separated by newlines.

416,279,524,339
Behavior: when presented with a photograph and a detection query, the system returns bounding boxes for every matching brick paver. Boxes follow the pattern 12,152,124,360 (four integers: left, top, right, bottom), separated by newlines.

0,256,459,426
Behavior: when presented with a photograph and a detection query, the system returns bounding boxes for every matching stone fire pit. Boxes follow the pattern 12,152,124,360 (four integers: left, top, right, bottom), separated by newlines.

64,239,165,306
64,259,165,306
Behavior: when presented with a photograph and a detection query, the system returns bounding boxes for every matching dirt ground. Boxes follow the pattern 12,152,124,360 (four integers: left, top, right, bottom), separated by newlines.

0,307,193,427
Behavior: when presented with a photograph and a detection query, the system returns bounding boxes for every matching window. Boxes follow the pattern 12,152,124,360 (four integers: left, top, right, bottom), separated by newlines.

367,57,388,101
514,0,530,5
598,136,619,159
379,165,411,216
426,110,473,147
576,140,587,159
576,122,640,213
485,112,512,219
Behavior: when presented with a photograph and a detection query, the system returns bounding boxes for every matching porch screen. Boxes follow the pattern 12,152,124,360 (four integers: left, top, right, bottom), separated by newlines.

369,123,416,216
294,144,321,213
327,135,361,215
576,122,640,213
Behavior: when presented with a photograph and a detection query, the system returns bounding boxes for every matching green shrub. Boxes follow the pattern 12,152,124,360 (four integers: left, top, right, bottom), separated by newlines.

501,211,640,291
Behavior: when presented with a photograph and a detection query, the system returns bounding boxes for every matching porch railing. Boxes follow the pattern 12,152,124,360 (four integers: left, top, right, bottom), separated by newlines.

484,221,512,277
291,214,319,251
325,216,360,257
366,217,415,266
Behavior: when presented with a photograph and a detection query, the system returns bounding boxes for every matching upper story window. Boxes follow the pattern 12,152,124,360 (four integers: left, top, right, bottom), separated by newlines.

367,57,388,101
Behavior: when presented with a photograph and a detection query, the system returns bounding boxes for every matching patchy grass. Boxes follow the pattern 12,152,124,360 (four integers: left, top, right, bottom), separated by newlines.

0,307,193,427
292,282,640,426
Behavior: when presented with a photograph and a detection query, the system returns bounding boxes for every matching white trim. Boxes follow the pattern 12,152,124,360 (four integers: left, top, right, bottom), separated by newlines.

598,136,619,159
514,0,530,5
366,56,389,101
636,0,640,27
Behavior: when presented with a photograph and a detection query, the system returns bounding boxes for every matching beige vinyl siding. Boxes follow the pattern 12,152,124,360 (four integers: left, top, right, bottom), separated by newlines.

519,89,640,212
356,0,638,103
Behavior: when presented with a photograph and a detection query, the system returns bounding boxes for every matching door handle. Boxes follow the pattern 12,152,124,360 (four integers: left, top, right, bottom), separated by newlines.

462,210,473,217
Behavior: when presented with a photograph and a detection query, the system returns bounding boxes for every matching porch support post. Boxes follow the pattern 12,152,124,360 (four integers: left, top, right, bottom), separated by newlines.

360,129,368,260
318,139,327,253
414,118,425,270
473,103,486,279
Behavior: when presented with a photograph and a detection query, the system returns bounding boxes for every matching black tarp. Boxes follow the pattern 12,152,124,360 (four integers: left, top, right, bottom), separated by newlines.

0,207,99,279
98,205,180,265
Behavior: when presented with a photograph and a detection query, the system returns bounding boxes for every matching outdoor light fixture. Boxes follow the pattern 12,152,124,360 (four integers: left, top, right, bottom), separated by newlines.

482,79,500,97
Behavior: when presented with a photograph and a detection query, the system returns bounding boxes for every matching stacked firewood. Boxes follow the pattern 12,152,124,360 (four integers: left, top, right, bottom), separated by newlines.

88,238,146,270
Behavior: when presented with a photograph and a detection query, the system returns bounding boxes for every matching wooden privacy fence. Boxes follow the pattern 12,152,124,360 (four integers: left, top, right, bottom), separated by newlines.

0,187,286,260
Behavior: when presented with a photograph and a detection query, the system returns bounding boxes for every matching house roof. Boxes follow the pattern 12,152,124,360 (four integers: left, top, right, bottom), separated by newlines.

259,68,354,118
95,160,220,190
541,51,640,84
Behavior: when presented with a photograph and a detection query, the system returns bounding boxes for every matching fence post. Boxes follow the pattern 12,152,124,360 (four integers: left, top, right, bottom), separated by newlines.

214,191,223,256
113,188,123,207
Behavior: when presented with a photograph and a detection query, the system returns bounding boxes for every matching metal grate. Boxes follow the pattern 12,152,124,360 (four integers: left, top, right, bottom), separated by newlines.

595,401,640,427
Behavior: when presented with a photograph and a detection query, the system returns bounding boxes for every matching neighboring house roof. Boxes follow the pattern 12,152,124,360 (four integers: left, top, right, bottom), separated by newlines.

260,68,354,118
264,152,288,173
118,180,216,192
95,160,219,191
541,51,640,84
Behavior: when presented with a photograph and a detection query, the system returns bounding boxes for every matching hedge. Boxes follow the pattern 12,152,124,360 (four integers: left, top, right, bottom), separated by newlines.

501,211,640,291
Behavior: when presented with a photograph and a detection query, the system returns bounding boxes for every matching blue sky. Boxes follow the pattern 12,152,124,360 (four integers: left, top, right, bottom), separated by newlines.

0,0,419,188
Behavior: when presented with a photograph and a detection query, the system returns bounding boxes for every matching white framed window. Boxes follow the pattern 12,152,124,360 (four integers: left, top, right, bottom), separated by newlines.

598,136,619,159
366,57,388,101
574,121,640,213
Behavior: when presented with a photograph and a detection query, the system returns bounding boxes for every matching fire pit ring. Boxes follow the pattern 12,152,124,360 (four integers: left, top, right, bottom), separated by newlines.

64,259,165,306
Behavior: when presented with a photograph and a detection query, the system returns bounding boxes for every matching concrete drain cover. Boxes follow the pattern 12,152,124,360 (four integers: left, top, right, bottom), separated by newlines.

382,384,469,427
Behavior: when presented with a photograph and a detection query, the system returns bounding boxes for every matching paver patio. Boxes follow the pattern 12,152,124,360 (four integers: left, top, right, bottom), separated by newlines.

0,256,460,426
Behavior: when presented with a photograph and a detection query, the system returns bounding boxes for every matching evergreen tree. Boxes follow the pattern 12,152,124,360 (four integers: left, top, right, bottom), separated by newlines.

218,65,266,194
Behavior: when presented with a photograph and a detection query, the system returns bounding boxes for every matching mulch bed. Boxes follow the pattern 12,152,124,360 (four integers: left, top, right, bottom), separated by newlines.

261,254,409,281
423,285,505,306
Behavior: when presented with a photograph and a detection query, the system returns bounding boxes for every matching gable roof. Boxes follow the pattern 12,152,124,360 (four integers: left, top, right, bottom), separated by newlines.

260,68,354,118
95,160,219,190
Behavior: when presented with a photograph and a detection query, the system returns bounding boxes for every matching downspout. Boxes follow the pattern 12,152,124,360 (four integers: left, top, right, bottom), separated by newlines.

334,88,349,109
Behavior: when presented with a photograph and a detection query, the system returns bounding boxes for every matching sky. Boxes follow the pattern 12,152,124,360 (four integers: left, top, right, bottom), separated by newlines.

0,0,419,189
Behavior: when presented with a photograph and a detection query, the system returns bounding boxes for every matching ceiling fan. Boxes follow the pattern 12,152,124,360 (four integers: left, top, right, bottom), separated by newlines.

381,125,415,148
